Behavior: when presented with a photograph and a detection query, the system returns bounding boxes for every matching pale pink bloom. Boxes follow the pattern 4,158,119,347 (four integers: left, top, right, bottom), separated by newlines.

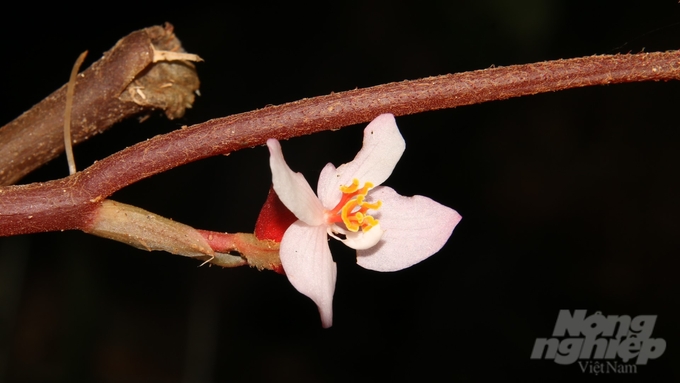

267,114,461,327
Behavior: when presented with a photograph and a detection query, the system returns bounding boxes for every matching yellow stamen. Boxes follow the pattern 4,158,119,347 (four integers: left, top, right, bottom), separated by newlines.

361,216,378,231
339,179,360,194
327,178,382,233
356,195,382,211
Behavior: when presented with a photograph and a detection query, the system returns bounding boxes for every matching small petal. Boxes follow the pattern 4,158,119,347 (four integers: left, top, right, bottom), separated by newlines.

318,114,405,207
356,186,462,272
267,139,325,226
280,221,338,328
328,223,384,250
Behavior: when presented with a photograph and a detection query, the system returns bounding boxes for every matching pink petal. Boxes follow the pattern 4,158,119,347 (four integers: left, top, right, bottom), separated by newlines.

280,221,338,328
267,139,325,226
317,114,405,208
356,186,462,272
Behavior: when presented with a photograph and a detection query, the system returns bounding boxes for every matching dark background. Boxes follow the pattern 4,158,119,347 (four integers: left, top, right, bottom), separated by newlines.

1,1,679,382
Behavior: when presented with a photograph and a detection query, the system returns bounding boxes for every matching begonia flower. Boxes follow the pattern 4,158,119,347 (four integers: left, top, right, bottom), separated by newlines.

267,114,461,327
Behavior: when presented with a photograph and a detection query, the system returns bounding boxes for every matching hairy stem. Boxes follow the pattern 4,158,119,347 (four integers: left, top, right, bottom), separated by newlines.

1,50,679,237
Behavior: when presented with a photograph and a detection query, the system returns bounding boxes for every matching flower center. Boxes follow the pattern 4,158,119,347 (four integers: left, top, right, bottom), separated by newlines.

325,178,382,232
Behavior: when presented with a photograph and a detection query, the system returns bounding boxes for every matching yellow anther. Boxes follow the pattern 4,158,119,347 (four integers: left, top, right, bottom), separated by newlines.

341,199,359,229
358,182,373,196
339,179,360,194
357,195,381,211
361,216,378,231
329,179,382,233
344,215,360,231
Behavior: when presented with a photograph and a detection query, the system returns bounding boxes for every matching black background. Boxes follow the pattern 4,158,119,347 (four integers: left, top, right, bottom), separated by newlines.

1,1,679,382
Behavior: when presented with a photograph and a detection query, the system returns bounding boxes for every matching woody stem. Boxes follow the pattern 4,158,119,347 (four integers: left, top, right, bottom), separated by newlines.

2,51,680,237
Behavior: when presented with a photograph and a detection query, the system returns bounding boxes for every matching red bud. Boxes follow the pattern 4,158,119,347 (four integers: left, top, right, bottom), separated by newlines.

254,186,297,243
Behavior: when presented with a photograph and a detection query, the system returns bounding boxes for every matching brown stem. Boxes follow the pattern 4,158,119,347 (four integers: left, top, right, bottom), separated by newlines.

0,23,200,186
1,51,679,237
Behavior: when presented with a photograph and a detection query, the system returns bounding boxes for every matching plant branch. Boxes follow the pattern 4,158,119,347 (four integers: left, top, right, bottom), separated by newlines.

2,50,680,238
0,23,200,186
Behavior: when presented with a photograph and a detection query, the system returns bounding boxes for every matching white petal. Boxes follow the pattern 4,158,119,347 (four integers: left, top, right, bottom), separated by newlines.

318,114,405,208
267,139,325,226
328,223,384,250
317,162,339,210
356,186,462,272
280,221,337,328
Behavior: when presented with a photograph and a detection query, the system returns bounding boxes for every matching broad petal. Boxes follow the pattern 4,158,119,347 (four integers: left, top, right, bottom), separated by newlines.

319,114,405,207
280,221,338,328
356,186,462,272
317,162,339,210
267,139,325,226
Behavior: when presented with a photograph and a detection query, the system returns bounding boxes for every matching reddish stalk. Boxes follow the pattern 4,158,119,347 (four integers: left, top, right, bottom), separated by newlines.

1,51,680,237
